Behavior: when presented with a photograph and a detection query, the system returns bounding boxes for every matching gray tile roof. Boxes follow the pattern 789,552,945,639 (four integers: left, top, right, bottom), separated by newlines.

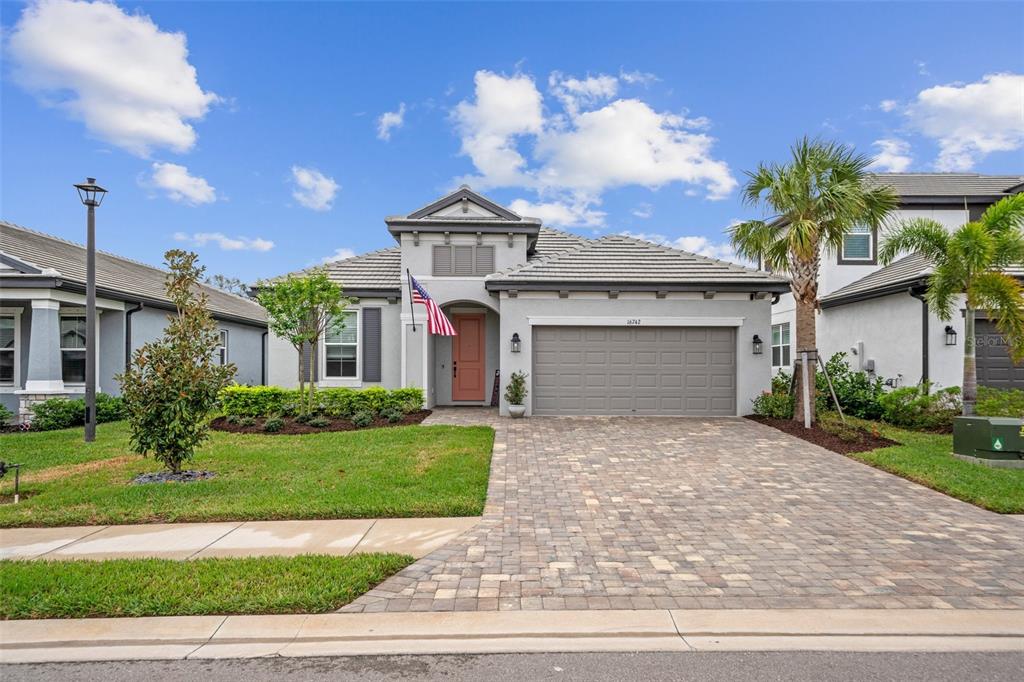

488,235,789,288
316,247,402,292
529,228,592,259
867,173,1024,197
1,221,266,323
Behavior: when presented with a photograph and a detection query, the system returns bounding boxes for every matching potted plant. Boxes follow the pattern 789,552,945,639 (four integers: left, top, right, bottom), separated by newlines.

504,371,528,418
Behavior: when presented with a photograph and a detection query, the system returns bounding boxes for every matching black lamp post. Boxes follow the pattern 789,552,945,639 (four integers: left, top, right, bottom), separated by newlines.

73,178,107,442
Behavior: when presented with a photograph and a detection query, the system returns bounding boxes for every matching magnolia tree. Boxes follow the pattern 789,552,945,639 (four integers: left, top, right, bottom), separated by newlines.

117,251,236,473
256,270,349,413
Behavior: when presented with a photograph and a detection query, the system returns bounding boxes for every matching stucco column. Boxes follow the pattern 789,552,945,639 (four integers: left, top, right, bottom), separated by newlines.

24,299,65,393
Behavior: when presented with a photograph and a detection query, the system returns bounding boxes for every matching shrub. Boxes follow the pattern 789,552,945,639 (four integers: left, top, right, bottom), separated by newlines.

814,353,887,420
219,386,425,419
504,371,528,406
225,414,241,425
878,384,962,431
29,394,126,431
351,410,374,428
818,412,864,442
771,368,792,395
751,390,793,419
263,416,284,433
380,407,403,423
976,387,1024,418
0,404,13,424
219,386,295,418
238,416,257,427
307,415,331,428
391,388,424,413
320,387,357,417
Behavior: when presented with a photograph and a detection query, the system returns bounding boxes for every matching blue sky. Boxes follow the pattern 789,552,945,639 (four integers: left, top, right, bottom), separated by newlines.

2,1,1023,284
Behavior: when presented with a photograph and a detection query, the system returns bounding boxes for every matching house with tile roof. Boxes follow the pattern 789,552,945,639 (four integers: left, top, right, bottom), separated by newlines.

0,222,268,421
770,173,1024,392
267,186,789,416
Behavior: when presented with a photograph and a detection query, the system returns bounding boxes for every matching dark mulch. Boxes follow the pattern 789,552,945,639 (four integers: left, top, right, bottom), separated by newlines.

746,415,898,454
210,410,432,435
131,470,216,485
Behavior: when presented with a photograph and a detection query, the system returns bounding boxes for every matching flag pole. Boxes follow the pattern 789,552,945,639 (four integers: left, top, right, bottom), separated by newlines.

406,268,417,332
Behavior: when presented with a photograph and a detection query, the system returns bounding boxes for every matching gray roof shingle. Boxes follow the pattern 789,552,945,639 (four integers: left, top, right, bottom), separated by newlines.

867,173,1024,197
529,228,592,259
315,247,402,293
1,221,266,323
488,235,789,289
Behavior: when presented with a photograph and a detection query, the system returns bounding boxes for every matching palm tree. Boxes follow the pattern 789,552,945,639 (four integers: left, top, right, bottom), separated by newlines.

730,138,898,424
879,193,1024,415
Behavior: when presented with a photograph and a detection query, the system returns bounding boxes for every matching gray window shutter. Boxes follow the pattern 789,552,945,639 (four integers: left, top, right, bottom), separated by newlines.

475,245,495,274
453,245,474,275
432,245,452,276
362,307,382,383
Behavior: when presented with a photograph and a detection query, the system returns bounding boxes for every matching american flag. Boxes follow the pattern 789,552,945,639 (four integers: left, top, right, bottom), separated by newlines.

409,274,457,336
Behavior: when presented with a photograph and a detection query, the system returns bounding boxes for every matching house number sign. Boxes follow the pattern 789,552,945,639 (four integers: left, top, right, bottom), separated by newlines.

625,319,642,325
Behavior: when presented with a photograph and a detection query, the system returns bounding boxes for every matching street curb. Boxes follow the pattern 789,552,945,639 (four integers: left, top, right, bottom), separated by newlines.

2,609,1022,663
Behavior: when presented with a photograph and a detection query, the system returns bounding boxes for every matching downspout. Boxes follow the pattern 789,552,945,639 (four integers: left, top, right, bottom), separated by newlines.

909,287,928,391
124,302,144,369
261,330,268,386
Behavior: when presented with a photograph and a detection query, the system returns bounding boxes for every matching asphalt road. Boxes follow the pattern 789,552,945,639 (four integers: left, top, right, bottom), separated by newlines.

3,652,1023,681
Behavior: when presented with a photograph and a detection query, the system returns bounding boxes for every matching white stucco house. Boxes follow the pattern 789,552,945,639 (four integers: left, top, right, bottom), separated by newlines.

770,173,1024,391
267,187,790,416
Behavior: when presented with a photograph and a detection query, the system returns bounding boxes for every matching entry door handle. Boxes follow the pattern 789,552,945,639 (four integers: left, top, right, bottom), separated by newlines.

453,361,457,378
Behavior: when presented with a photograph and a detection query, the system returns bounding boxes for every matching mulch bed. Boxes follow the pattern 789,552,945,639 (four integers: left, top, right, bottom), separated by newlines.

210,410,432,435
746,415,898,454
131,470,216,485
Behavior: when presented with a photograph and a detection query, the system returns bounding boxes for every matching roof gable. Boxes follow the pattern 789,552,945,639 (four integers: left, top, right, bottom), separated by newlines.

407,186,523,222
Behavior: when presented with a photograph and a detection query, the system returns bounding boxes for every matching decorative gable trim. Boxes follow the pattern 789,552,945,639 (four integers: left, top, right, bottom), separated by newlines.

407,186,523,222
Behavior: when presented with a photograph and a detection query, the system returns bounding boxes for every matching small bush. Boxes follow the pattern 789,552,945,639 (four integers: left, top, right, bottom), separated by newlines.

351,410,374,428
380,407,403,424
751,390,794,419
29,394,125,431
307,415,331,428
771,368,792,395
504,371,528,406
263,416,284,433
220,386,294,417
219,386,425,418
0,404,13,424
225,414,241,425
976,387,1024,418
238,416,257,427
815,353,887,420
818,412,864,442
878,384,962,431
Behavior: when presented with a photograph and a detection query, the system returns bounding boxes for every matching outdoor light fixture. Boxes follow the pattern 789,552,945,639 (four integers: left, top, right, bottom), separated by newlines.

752,334,764,355
945,325,957,346
73,177,107,443
511,332,522,353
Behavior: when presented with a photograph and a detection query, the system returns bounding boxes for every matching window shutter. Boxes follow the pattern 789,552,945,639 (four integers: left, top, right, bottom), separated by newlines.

432,245,452,276
362,307,382,383
475,245,495,274
453,245,474,275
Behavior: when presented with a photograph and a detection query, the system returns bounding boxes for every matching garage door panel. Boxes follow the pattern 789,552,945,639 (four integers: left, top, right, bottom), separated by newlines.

533,326,736,416
976,320,1024,390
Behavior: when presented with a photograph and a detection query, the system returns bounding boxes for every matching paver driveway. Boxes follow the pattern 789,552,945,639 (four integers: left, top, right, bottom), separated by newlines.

343,409,1024,613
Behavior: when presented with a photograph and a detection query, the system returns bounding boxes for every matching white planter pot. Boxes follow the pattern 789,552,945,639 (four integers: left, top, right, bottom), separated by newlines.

508,404,526,419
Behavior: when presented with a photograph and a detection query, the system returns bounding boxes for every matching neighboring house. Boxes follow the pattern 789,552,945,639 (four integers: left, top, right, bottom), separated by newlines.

0,222,268,421
268,186,789,416
770,173,1024,391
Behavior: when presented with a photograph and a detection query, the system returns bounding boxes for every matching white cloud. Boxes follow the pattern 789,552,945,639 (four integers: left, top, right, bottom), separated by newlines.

377,103,406,141
174,232,274,252
868,138,913,173
619,69,658,86
621,230,745,264
508,197,606,228
549,72,618,115
904,73,1024,171
879,99,899,112
632,203,653,219
149,162,216,205
290,165,339,211
915,60,930,76
7,0,218,156
321,247,357,264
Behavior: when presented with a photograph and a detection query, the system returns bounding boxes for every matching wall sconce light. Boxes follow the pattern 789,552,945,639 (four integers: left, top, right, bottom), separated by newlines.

511,332,522,353
752,334,764,355
944,325,957,346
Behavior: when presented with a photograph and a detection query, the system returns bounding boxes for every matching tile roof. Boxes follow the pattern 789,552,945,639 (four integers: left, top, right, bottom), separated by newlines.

1,221,266,323
316,247,402,292
529,228,592,259
867,173,1024,197
488,235,789,288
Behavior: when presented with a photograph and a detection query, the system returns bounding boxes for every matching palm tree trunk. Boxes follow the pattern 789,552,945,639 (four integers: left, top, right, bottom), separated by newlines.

792,295,818,424
962,306,977,416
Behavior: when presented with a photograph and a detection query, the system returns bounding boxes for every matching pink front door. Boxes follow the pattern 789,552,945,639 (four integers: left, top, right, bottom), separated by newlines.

452,314,485,401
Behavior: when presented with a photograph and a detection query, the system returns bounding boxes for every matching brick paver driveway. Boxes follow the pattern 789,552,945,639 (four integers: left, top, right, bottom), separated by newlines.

344,409,1024,613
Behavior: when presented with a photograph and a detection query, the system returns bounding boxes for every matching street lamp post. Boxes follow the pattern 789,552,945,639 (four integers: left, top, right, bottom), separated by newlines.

73,178,107,442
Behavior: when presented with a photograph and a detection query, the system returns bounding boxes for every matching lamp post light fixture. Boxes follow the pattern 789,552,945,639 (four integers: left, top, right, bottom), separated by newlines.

752,334,764,355
73,177,107,443
510,332,522,353
944,325,958,346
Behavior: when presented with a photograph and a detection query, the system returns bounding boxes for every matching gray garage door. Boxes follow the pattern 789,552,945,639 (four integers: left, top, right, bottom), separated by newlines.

532,326,736,416
976,320,1024,389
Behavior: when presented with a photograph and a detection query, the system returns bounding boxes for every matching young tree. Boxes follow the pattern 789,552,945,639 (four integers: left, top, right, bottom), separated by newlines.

117,251,236,473
256,270,349,413
205,274,250,297
879,193,1024,415
729,138,898,425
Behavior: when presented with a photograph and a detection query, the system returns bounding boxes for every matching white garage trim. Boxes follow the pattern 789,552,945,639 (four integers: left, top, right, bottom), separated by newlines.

527,316,745,327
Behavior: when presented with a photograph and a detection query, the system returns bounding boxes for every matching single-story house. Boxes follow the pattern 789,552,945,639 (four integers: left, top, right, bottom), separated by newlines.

267,187,790,416
0,221,268,421
771,173,1024,391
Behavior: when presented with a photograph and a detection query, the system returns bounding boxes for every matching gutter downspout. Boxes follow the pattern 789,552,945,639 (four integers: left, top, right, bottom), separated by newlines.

261,330,268,386
124,302,144,369
909,288,928,391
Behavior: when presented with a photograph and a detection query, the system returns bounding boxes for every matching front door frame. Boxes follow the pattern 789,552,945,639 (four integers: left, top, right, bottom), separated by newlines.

452,313,486,401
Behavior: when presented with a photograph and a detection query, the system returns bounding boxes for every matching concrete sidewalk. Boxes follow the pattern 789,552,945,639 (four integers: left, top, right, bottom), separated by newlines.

0,517,479,561
1,609,1022,663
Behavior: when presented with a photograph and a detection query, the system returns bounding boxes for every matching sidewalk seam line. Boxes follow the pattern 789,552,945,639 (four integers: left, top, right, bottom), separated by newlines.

186,522,247,560
32,525,110,559
349,519,378,556
668,609,696,652
183,615,228,659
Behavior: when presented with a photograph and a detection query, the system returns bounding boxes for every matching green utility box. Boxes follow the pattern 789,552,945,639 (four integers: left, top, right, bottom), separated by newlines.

952,416,1024,466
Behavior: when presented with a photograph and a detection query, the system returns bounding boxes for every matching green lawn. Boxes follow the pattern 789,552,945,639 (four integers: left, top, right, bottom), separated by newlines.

844,417,1024,514
0,421,493,527
0,554,412,619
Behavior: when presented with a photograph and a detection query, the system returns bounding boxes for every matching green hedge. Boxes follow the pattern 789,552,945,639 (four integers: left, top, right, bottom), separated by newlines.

976,387,1024,418
29,394,126,431
219,386,424,418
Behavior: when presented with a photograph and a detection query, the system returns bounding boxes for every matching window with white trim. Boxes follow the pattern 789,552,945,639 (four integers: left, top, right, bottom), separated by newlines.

0,315,15,385
60,315,87,383
215,330,229,365
841,225,873,262
771,322,791,367
324,311,358,378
